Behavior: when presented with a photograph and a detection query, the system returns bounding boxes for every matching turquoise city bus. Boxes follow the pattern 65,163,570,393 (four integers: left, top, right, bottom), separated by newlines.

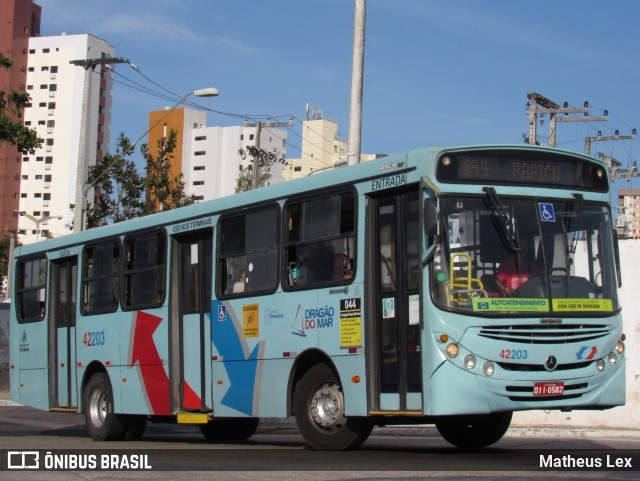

10,144,626,449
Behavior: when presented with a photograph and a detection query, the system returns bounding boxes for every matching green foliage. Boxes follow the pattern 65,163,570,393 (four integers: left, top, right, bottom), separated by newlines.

86,133,145,228
142,129,196,214
235,145,279,193
86,128,193,228
0,237,12,280
0,53,42,154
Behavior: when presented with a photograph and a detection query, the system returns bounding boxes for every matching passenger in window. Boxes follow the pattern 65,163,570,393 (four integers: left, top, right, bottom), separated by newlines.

332,253,353,281
294,247,311,285
232,270,245,293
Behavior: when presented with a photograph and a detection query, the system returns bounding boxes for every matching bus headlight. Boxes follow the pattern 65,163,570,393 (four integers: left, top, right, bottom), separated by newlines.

446,343,459,358
596,359,605,372
615,341,625,355
464,355,477,370
607,352,617,366
483,361,495,376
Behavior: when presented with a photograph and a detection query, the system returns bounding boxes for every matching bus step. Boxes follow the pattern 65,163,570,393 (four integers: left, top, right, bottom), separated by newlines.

176,412,210,424
49,407,78,413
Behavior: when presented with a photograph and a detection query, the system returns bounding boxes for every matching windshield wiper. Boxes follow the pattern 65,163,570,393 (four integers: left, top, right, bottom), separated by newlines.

483,187,520,252
569,193,584,254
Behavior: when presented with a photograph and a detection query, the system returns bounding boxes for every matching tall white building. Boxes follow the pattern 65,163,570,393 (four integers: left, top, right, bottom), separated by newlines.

147,108,287,201
19,33,114,244
188,125,288,200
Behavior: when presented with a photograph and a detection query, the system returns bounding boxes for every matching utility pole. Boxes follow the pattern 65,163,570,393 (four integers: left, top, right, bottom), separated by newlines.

347,0,366,165
599,152,638,182
526,92,607,147
244,117,293,189
585,129,637,156
69,57,130,233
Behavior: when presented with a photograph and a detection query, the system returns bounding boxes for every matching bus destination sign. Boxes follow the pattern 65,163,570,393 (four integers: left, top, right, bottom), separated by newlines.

435,150,608,192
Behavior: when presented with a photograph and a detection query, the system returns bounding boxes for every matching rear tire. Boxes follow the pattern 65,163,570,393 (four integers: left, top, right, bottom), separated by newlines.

435,412,512,448
293,363,372,450
122,415,147,441
199,418,259,440
84,373,126,441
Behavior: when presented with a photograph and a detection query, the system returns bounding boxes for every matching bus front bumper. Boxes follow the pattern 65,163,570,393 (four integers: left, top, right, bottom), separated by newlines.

427,356,626,416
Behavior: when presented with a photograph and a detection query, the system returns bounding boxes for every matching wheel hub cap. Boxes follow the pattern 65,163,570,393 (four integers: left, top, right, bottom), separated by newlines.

310,384,343,429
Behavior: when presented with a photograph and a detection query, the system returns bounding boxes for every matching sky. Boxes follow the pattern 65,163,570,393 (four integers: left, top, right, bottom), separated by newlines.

35,0,640,206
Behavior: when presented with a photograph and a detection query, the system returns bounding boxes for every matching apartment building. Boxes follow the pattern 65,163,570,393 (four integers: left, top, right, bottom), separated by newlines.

19,33,114,243
147,108,287,202
0,0,41,235
618,188,640,239
284,113,381,180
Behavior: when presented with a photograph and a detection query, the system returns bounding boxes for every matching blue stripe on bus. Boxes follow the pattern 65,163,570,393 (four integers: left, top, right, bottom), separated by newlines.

211,300,260,416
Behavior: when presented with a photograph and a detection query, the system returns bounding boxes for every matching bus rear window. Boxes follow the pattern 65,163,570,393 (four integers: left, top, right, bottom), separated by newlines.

15,257,47,323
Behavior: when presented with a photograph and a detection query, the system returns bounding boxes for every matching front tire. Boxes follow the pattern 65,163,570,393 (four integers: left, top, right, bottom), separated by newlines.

294,363,372,450
435,412,512,448
84,373,126,441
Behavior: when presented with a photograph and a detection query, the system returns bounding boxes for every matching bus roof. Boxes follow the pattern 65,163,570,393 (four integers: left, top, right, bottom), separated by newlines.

13,144,607,257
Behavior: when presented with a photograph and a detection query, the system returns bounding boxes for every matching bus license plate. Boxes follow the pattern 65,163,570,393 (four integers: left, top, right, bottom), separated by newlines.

533,382,564,397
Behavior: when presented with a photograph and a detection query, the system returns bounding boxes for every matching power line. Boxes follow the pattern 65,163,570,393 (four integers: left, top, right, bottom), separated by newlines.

106,60,349,168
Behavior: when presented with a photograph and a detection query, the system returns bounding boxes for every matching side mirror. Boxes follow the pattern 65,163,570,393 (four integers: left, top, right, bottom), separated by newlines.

612,229,622,288
424,197,437,237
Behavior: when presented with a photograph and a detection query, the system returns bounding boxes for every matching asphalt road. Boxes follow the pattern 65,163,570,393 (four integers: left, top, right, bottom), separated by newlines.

0,405,639,480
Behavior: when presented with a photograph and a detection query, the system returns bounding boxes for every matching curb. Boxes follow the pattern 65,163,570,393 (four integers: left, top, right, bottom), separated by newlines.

2,404,638,439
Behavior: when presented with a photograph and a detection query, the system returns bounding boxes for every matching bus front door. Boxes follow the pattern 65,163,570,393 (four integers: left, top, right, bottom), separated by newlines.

170,230,213,413
48,256,78,409
369,190,422,412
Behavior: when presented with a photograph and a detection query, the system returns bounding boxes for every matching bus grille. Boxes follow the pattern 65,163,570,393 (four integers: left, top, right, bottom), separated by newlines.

478,324,611,344
506,383,588,402
497,360,592,372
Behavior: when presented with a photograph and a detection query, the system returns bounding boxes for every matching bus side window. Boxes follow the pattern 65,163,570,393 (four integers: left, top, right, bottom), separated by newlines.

218,206,279,296
285,191,355,288
123,232,166,309
15,257,47,323
82,240,120,314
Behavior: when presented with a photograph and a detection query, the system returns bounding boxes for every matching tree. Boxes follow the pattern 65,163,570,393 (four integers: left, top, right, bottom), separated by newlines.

0,53,41,154
86,133,145,228
142,129,195,213
235,145,280,193
0,236,15,281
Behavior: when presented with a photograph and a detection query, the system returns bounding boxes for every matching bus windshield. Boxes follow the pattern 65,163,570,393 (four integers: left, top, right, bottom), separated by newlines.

431,194,619,315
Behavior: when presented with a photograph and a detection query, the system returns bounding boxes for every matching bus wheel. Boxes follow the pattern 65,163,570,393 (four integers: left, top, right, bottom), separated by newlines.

294,363,372,450
199,418,259,440
435,412,512,448
84,373,126,441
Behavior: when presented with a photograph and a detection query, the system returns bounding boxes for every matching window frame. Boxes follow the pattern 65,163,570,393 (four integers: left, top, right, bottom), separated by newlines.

15,255,47,324
216,204,280,299
81,238,121,315
282,188,357,291
121,229,167,311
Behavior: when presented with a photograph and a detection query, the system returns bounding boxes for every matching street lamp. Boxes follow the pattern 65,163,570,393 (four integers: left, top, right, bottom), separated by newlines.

14,210,63,239
73,87,220,233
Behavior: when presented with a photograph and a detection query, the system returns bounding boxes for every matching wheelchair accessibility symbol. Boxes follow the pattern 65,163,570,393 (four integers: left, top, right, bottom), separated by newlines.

538,203,556,222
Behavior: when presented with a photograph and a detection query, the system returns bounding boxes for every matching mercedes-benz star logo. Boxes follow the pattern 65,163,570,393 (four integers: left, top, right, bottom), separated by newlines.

545,355,558,371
